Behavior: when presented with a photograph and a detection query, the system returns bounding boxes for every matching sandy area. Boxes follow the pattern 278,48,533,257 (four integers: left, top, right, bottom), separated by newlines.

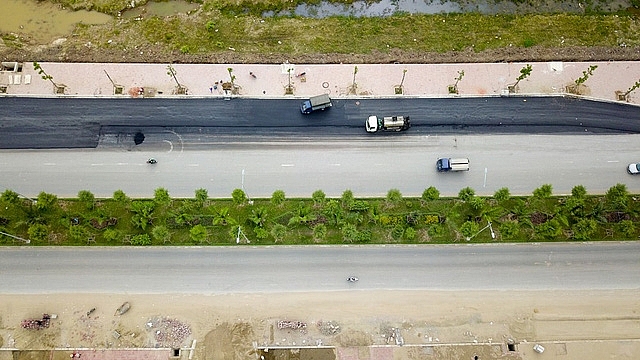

1,290,640,359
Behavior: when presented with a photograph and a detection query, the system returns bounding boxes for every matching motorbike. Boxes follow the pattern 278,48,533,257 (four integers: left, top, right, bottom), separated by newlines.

347,276,359,282
147,158,157,164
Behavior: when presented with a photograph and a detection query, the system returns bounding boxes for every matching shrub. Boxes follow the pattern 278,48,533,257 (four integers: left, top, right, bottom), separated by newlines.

254,227,269,240
271,190,286,206
422,186,440,201
424,215,440,225
313,223,327,240
1,189,20,204
152,225,171,243
36,192,58,211
572,218,597,240
312,190,326,206
458,187,475,201
404,227,416,241
69,225,89,242
571,185,587,199
386,189,403,203
533,184,553,199
190,224,208,243
271,223,286,242
28,224,48,242
154,187,171,206
605,183,629,211
499,221,520,239
113,189,129,203
77,190,95,209
617,220,635,238
460,221,480,239
535,219,562,239
130,234,152,246
232,189,247,205
391,224,405,240
494,187,510,202
194,188,208,205
341,223,358,242
103,228,121,242
349,200,370,212
341,190,354,208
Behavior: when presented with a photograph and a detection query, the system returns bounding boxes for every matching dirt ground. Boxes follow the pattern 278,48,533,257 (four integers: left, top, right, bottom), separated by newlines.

1,290,639,360
1,36,640,64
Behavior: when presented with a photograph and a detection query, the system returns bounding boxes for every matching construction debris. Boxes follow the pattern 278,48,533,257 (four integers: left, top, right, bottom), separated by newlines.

317,321,341,336
277,320,306,331
115,302,130,316
146,317,192,348
21,314,51,330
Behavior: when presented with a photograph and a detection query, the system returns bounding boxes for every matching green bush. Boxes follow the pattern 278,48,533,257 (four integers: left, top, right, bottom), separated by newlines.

494,187,510,202
533,184,553,199
113,189,129,203
154,187,171,206
313,223,327,241
312,190,326,206
130,234,151,246
460,221,479,239
617,220,635,238
391,224,405,240
499,221,520,239
77,190,95,210
341,190,355,208
28,224,49,243
571,185,587,199
535,219,562,240
103,228,121,242
422,186,440,201
404,227,416,241
271,190,286,206
232,189,247,205
458,187,475,202
572,218,597,240
386,189,403,203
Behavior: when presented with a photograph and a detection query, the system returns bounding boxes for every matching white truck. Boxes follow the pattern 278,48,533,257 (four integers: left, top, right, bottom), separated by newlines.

436,158,470,172
365,115,411,133
300,94,332,114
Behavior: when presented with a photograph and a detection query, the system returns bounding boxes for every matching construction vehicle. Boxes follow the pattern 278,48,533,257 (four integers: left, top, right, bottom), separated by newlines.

365,115,411,133
300,94,332,114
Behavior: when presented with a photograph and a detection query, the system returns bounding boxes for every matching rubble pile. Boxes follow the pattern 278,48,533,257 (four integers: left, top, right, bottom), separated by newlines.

147,317,192,348
21,314,51,330
317,320,341,336
277,320,306,331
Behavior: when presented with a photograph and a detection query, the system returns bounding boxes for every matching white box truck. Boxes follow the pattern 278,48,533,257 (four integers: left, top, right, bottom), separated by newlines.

436,158,470,172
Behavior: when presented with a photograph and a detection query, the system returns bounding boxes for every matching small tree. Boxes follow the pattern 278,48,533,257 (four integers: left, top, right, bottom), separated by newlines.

568,65,597,95
575,65,598,86
618,79,640,101
271,190,286,206
166,64,187,94
510,64,532,92
571,185,587,199
248,207,268,228
605,183,629,211
103,228,121,242
33,62,64,93
395,69,407,94
349,66,358,94
448,70,465,94
130,201,154,230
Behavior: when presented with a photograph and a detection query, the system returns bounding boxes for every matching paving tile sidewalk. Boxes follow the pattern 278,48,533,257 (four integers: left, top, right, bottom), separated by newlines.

1,61,639,105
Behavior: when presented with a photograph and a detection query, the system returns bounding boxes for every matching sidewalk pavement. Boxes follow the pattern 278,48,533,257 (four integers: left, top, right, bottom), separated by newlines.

1,61,639,105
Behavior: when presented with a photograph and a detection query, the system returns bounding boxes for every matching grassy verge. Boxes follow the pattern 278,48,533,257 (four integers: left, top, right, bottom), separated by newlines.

61,4,640,57
1,184,637,246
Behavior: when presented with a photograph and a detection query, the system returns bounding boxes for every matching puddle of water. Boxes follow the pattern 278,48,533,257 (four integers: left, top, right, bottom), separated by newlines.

121,0,200,19
269,0,632,17
0,0,111,43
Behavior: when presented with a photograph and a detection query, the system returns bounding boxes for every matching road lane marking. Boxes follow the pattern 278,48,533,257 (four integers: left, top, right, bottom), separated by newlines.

43,163,56,166
607,160,619,163
281,164,294,167
188,164,199,167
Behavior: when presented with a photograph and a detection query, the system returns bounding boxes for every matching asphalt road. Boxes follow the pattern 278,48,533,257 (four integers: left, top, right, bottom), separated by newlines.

0,243,637,294
1,134,639,198
1,96,639,148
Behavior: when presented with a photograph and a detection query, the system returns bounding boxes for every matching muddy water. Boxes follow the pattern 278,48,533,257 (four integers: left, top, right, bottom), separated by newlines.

120,0,200,19
1,0,111,44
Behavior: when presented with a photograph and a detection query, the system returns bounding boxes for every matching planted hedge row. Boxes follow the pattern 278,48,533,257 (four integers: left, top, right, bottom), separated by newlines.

0,183,637,246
